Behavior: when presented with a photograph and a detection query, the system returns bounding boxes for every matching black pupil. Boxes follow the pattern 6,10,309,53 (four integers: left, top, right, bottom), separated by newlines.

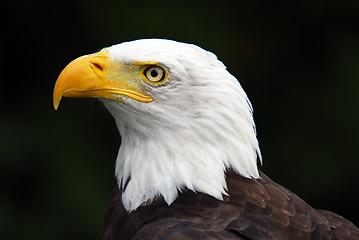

150,69,159,78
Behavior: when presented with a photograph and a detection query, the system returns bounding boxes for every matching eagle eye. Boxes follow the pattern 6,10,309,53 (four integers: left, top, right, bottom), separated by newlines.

143,66,166,83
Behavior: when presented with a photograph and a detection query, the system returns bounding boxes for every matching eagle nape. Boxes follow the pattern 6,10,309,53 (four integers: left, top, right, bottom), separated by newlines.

53,39,359,240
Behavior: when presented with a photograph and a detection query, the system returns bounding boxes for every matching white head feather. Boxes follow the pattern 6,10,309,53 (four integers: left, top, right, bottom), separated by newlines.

101,39,261,211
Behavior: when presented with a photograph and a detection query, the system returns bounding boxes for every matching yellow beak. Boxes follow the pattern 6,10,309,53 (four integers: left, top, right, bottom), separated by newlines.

53,51,153,110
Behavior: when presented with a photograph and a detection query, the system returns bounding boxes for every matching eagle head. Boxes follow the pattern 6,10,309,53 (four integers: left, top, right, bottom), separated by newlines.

54,39,261,211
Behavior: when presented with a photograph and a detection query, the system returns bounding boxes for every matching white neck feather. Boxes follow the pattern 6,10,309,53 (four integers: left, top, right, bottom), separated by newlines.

102,74,261,211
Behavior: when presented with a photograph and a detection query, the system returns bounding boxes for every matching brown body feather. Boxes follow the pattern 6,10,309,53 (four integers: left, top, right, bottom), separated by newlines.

102,171,359,240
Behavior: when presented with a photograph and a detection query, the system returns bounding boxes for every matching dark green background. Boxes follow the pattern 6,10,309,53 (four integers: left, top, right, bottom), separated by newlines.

1,1,358,239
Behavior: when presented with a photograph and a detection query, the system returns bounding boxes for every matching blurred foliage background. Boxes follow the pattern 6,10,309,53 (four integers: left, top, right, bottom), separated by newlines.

1,0,359,239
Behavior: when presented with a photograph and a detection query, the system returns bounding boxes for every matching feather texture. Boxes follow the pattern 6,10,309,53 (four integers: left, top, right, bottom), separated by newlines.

102,171,359,240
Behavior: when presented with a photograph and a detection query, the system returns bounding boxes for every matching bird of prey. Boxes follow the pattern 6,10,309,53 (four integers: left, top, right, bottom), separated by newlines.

53,39,359,240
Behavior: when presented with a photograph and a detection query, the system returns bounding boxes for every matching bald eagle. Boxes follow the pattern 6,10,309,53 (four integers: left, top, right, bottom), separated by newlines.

54,39,359,240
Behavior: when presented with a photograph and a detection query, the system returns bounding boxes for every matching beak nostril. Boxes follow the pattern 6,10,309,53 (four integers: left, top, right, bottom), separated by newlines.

92,62,103,71
91,62,105,78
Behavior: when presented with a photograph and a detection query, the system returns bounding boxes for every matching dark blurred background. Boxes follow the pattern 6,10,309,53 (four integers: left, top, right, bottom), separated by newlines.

1,0,358,239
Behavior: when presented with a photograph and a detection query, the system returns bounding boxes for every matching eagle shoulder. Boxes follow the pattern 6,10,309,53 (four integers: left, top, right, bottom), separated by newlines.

102,171,359,240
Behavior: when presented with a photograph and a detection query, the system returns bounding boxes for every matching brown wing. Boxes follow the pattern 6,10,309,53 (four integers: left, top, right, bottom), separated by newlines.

102,171,359,240
102,188,250,240
319,210,359,239
225,171,359,239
